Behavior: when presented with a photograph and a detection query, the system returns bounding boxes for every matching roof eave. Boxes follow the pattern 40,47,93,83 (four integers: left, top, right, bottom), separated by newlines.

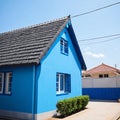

67,24,87,70
38,16,71,62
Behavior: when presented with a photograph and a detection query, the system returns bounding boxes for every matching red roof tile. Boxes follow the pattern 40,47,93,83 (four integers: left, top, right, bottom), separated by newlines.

85,63,120,74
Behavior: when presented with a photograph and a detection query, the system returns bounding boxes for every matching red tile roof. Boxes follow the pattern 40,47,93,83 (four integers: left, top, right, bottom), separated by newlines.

85,63,120,74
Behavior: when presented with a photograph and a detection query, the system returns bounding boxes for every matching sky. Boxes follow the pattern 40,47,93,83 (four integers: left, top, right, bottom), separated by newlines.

0,0,120,70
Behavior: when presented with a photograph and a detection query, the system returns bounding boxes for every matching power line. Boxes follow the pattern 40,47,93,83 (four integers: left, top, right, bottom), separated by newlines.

79,33,120,42
79,36,120,45
72,2,120,18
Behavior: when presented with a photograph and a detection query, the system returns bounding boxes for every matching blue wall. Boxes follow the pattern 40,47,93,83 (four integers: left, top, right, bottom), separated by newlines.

35,26,82,114
0,65,34,113
83,88,120,100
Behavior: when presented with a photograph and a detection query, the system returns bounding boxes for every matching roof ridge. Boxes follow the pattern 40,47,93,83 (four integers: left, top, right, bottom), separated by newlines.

0,16,70,36
86,63,120,73
86,64,101,72
101,63,120,71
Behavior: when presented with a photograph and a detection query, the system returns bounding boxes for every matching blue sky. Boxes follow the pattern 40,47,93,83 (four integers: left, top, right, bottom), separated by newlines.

0,0,120,69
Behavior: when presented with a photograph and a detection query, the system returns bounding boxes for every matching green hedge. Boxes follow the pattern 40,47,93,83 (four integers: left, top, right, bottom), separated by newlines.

56,95,89,117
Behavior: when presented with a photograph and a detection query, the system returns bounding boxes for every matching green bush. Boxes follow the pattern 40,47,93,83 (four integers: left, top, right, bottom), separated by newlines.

56,95,89,117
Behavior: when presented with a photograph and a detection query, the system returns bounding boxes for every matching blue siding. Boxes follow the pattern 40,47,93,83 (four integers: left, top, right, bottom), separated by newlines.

83,88,120,100
0,65,34,113
35,27,82,114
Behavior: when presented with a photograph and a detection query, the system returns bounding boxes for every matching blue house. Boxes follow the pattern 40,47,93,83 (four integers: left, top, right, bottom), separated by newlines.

0,16,86,120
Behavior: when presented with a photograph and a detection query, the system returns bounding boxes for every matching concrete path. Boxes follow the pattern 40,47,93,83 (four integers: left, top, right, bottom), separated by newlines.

47,101,120,120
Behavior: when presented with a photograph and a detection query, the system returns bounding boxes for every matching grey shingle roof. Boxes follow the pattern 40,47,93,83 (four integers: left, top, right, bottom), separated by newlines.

0,16,70,66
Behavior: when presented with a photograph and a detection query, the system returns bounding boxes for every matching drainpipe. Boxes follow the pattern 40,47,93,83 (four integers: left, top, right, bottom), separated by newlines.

32,65,36,120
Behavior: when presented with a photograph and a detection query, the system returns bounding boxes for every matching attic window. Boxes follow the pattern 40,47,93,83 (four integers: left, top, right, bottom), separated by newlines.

99,74,109,78
99,74,103,78
104,74,109,78
60,38,68,55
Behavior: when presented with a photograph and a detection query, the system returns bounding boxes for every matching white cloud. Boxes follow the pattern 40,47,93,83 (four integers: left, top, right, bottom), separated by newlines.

84,47,91,51
84,51,105,58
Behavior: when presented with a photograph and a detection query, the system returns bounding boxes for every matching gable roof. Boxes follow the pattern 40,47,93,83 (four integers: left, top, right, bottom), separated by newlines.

0,16,86,70
84,63,120,75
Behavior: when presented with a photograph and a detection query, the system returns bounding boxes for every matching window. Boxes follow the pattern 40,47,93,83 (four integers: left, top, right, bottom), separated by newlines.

0,72,12,95
56,73,71,94
104,74,109,78
99,74,103,78
5,72,12,94
99,74,109,78
0,73,4,94
60,38,68,55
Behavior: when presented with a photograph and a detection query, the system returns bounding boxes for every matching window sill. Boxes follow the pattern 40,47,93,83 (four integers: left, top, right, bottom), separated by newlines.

56,92,69,96
61,52,68,56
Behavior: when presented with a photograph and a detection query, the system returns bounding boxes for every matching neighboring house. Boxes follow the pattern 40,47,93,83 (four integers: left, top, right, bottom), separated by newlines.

0,16,86,120
82,63,120,101
82,63,120,78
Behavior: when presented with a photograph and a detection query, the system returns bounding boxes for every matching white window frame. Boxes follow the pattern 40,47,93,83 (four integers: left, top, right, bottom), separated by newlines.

0,73,4,94
56,73,66,94
60,38,68,55
5,72,12,94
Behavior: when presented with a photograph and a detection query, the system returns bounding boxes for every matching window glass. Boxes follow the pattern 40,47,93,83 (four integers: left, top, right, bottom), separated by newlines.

56,73,71,94
99,74,103,78
60,38,68,55
56,74,59,92
5,72,12,94
0,73,4,94
104,74,109,78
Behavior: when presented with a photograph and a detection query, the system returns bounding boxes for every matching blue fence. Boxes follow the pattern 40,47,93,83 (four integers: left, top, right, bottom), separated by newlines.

82,88,120,100
82,77,120,100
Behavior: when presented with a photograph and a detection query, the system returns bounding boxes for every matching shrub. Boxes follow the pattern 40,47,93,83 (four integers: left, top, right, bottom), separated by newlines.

56,95,89,117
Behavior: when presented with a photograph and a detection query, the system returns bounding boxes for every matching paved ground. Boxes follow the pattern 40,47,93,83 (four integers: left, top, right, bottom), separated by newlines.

0,101,120,120
47,101,120,120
